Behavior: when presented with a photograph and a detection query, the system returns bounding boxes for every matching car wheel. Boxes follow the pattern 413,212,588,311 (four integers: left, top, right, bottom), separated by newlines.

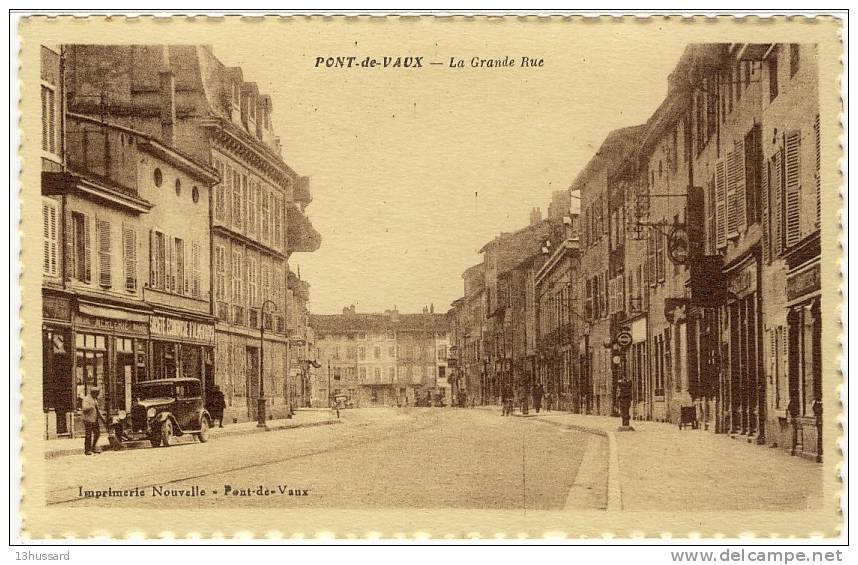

196,416,210,443
160,419,176,447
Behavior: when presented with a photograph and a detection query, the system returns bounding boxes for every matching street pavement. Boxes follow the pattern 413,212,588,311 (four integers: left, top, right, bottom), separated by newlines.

48,408,599,511
45,407,824,513
528,410,825,512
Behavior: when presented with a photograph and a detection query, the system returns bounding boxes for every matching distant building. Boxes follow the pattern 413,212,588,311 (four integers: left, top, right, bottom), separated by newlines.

311,307,450,407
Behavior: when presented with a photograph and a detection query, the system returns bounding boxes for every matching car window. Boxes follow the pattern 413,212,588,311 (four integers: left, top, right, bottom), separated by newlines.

175,385,186,398
134,384,174,399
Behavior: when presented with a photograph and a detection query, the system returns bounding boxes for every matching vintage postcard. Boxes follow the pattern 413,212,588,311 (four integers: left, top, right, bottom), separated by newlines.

15,13,845,540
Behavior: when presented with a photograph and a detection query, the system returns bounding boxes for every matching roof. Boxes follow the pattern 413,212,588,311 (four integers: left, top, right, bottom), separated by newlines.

570,125,646,191
310,312,449,334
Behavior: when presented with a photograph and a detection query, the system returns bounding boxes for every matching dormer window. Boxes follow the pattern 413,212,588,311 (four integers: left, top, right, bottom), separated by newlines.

248,95,256,121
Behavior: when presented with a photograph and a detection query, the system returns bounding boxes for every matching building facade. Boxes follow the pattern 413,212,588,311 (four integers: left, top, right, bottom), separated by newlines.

62,44,321,425
41,45,219,437
312,307,450,407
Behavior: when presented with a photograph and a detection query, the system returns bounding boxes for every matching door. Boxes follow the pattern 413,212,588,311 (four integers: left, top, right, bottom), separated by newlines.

246,347,259,419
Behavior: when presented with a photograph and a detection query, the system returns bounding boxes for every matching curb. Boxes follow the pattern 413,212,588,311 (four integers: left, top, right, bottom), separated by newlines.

528,416,622,512
44,419,342,460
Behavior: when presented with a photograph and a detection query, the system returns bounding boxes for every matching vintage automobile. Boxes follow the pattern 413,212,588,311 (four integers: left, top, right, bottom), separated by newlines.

117,377,212,447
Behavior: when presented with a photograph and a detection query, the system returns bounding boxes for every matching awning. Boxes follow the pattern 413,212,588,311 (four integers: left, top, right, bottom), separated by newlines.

78,303,150,323
287,204,322,253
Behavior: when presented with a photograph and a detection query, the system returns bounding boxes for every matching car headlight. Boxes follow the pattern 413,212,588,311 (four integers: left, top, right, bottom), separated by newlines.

117,410,126,420
147,408,156,418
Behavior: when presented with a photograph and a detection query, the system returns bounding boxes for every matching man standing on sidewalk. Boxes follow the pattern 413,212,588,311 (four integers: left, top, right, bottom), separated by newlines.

81,388,107,455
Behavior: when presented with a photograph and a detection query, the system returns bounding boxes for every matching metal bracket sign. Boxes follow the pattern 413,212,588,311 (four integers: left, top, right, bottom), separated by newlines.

615,330,633,349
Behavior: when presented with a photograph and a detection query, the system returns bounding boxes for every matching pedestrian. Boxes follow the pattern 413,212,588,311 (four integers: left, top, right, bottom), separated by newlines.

208,385,226,428
81,388,107,455
544,391,552,412
533,383,544,414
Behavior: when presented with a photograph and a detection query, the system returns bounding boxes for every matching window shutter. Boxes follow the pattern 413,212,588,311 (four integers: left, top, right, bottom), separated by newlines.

123,226,137,291
149,230,156,288
784,130,802,248
715,159,727,248
42,200,58,276
772,148,784,257
192,242,201,297
179,240,191,295
83,215,92,283
761,160,770,263
814,114,821,228
733,139,747,231
96,219,112,287
725,149,738,235
166,235,174,292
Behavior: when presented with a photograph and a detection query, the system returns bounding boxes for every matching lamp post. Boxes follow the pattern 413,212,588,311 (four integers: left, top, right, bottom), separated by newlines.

257,299,277,428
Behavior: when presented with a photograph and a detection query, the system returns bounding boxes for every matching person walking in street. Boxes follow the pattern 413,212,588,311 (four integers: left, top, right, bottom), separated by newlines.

501,383,513,416
543,390,552,412
533,383,544,414
208,385,226,428
81,388,108,455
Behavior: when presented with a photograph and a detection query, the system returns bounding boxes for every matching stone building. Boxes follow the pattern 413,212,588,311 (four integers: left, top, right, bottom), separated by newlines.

41,44,219,437
575,125,644,416
62,44,321,424
311,307,450,407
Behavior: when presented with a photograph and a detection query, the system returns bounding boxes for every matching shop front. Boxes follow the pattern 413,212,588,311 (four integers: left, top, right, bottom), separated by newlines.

148,313,216,396
722,252,766,443
43,295,151,439
42,291,74,438
782,233,822,461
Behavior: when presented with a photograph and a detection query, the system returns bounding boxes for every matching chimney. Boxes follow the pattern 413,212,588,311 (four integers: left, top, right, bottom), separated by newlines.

342,306,350,315
529,207,542,226
430,303,434,314
389,307,399,323
159,68,176,145
350,305,356,315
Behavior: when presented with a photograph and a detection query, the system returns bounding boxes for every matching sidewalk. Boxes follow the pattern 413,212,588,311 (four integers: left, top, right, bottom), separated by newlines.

45,409,341,459
529,411,825,512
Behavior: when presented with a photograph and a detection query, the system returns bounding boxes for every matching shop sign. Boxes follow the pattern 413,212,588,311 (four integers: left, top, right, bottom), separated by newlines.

43,295,72,321
728,261,757,298
150,315,215,344
77,313,148,335
787,264,820,302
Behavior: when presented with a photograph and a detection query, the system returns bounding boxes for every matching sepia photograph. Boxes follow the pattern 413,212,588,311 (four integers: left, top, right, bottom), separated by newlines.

12,11,846,544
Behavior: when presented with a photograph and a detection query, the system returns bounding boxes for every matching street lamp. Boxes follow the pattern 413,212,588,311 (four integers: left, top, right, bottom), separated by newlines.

258,298,277,428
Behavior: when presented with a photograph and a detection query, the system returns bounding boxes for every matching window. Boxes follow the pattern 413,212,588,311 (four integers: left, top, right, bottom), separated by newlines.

192,186,200,204
72,212,91,283
768,50,779,102
153,168,163,188
388,346,396,358
358,346,366,361
122,226,137,291
260,189,270,242
374,346,381,360
273,195,282,247
248,180,257,236
213,160,227,222
232,249,243,305
191,242,201,297
42,199,59,276
232,170,244,230
790,44,800,77
150,230,164,289
247,256,258,307
260,263,270,303
784,130,802,248
215,245,226,301
41,85,58,156
374,367,381,382
174,238,185,295
175,178,182,197
437,345,447,360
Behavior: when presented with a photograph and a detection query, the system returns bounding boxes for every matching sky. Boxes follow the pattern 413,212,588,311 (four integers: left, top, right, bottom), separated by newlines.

216,19,688,314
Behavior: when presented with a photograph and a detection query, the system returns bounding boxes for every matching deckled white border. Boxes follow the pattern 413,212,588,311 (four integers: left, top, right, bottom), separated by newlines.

6,3,850,552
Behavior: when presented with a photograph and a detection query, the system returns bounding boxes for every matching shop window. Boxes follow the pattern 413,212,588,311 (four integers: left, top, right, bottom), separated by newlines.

74,333,107,409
